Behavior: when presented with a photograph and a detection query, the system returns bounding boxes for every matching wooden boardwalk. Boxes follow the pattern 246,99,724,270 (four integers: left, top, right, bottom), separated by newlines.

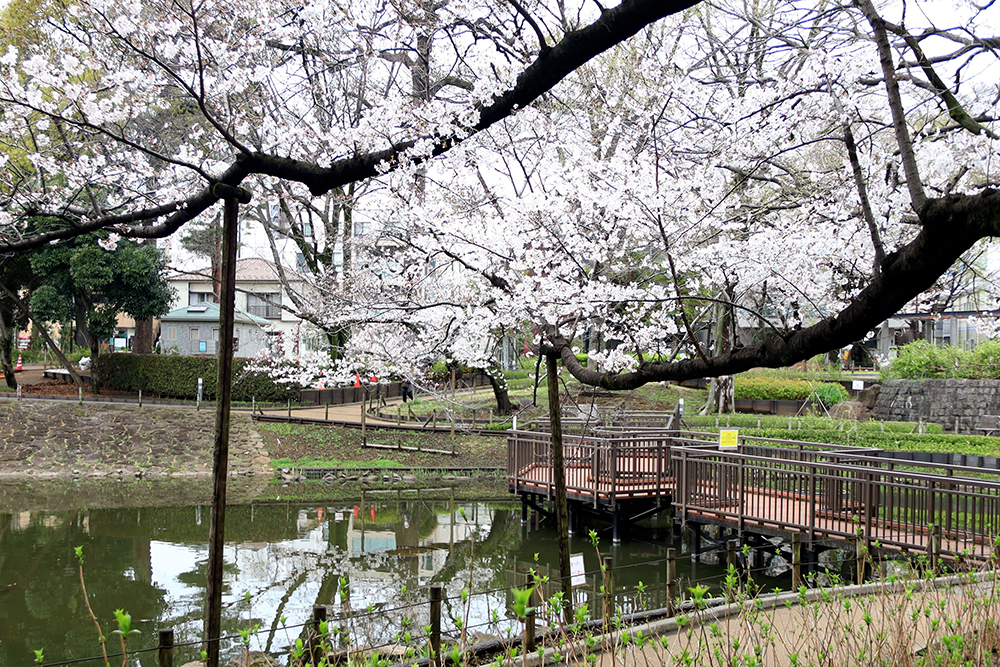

509,424,1000,563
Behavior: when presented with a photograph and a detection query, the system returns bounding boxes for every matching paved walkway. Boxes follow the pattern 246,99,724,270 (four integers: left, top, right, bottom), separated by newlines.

549,573,994,667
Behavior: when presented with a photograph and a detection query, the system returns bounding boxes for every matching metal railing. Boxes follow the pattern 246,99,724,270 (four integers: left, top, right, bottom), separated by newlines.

509,423,1000,560
672,445,1000,561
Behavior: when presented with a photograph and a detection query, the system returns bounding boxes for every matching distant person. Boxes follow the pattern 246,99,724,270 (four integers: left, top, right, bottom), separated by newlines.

401,379,414,403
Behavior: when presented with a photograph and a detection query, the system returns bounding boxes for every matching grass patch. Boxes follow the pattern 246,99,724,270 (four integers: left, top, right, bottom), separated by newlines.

271,456,404,469
257,421,506,468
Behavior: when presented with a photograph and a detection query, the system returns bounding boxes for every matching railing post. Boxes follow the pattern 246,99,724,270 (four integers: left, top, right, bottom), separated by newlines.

157,629,174,667
856,528,870,584
309,605,327,665
808,464,816,544
928,524,942,574
864,472,874,541
592,441,600,509
524,585,537,655
680,449,689,524
791,534,803,590
429,585,442,667
926,478,936,530
610,440,619,505
737,457,745,536
666,548,678,616
603,555,614,623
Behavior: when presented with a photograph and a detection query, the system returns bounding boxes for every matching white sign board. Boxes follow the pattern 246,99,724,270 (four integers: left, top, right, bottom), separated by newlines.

570,553,586,587
334,512,344,522
852,380,864,391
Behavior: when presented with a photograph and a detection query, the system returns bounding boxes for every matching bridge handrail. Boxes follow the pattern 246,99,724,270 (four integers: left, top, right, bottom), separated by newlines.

670,444,1000,486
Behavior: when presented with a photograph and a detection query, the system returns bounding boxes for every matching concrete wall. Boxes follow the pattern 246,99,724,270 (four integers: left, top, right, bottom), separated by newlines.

873,379,1000,433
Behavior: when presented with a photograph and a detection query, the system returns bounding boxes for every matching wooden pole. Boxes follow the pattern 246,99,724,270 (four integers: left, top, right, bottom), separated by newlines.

204,185,250,667
429,585,442,667
157,629,174,667
666,548,678,616
546,352,574,624
309,605,328,664
792,533,803,590
524,583,536,655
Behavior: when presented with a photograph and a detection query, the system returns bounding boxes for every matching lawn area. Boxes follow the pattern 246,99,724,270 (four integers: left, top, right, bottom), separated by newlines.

258,421,506,469
403,377,705,425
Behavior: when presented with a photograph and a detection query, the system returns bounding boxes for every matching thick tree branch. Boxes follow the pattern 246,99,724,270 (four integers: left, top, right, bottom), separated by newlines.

550,189,1000,388
0,0,700,254
854,0,927,213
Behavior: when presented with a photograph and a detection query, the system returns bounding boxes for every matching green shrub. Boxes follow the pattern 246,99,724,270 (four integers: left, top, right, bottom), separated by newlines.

97,353,299,402
733,377,848,404
880,339,1000,379
969,339,1000,379
811,382,850,405
685,414,942,434
16,348,88,364
736,428,999,456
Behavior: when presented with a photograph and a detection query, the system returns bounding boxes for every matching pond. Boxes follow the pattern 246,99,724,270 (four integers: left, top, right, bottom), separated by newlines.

0,493,797,667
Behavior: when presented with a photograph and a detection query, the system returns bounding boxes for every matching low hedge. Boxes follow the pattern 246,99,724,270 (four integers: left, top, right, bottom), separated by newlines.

97,353,299,402
882,339,1000,380
739,428,1000,456
685,414,943,434
734,377,849,404
687,425,998,456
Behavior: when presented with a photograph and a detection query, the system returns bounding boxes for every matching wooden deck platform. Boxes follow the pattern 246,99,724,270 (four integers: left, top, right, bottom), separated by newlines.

509,425,1000,563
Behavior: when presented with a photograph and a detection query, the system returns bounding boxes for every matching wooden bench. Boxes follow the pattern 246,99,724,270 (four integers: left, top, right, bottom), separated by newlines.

976,415,1000,437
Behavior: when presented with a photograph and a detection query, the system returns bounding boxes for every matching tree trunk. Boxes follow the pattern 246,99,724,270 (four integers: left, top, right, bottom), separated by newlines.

0,317,16,389
0,284,84,388
486,365,513,416
89,335,101,394
133,317,154,354
545,351,574,625
701,291,735,414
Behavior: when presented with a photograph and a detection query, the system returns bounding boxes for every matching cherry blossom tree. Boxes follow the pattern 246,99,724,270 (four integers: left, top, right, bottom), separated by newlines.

316,0,1000,406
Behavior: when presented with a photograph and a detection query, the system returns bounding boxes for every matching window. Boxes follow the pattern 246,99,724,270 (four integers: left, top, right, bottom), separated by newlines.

166,326,177,341
247,292,281,319
189,291,217,305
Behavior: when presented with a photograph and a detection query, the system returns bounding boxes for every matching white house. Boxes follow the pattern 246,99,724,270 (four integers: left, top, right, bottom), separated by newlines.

164,258,318,358
159,302,273,357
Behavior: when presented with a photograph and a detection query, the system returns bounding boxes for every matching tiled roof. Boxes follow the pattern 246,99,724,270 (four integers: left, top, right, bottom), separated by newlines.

159,302,270,326
168,257,303,283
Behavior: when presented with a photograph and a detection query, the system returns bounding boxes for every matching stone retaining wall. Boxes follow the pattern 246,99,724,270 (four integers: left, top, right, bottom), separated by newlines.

873,379,1000,433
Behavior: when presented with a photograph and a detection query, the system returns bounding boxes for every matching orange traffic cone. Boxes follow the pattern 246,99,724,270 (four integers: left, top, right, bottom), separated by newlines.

353,373,361,387
14,355,22,372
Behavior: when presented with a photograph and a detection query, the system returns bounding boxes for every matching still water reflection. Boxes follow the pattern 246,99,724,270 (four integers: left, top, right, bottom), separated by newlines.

0,498,792,667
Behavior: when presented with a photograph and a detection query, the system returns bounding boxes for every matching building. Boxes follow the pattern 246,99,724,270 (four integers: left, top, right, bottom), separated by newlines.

165,258,318,358
158,302,273,357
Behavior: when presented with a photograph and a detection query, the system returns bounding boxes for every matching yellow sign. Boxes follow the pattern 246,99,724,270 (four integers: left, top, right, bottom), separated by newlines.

719,429,739,450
